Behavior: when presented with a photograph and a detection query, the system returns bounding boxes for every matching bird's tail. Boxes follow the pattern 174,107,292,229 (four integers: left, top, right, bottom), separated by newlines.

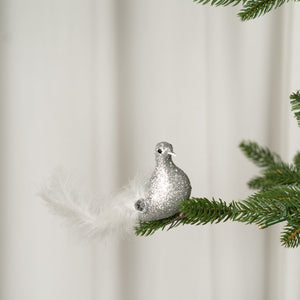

40,169,145,239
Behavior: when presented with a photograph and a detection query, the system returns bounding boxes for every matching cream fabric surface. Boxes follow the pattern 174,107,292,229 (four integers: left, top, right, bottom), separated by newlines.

1,1,300,300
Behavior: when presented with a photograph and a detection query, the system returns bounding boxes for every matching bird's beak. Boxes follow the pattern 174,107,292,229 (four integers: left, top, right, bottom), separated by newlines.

168,151,176,156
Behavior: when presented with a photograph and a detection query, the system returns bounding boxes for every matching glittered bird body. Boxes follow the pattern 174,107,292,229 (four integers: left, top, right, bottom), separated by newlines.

135,142,191,221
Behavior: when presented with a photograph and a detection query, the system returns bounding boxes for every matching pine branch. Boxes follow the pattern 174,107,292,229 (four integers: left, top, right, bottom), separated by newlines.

247,164,300,190
239,141,282,168
290,91,300,127
194,0,296,21
293,152,300,170
193,0,245,7
247,175,275,190
135,198,234,236
183,186,300,228
281,222,300,247
135,213,184,236
135,186,300,243
238,0,290,21
240,141,300,190
179,198,234,224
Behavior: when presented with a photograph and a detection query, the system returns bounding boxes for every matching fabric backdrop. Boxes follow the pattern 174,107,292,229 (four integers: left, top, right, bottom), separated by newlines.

1,1,300,299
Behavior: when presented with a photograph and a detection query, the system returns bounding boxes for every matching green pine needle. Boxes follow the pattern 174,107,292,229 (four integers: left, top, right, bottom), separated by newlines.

238,0,290,21
290,91,300,127
281,222,300,248
193,0,245,7
248,164,300,190
179,198,233,225
293,152,300,170
135,186,300,241
247,175,274,190
239,141,282,168
135,213,184,236
194,0,295,21
239,141,300,190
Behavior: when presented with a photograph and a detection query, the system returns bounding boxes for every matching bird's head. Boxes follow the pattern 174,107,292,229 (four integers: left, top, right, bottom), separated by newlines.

155,142,176,163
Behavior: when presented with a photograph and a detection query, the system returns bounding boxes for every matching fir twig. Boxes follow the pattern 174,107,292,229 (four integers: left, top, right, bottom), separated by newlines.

193,0,245,7
135,213,185,236
290,91,300,127
135,186,300,241
293,152,300,170
281,222,300,248
247,175,275,190
240,141,300,190
248,164,300,190
194,0,296,21
238,0,290,21
239,140,282,168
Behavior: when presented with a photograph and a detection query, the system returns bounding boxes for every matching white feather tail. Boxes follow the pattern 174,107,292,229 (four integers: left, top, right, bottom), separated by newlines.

40,170,145,239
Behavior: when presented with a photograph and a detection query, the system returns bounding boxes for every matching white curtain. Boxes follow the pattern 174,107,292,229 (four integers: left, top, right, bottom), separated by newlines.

1,1,300,299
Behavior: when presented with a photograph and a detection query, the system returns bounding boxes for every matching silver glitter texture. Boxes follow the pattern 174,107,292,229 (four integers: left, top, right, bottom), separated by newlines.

136,142,191,221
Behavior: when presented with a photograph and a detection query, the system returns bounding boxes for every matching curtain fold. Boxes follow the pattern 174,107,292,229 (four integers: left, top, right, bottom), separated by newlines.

1,1,299,299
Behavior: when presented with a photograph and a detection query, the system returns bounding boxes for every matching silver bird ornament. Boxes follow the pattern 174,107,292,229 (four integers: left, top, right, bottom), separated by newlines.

135,142,191,222
40,142,192,239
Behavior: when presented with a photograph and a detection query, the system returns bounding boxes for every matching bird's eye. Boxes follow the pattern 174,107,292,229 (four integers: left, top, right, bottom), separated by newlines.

135,199,146,212
157,149,162,154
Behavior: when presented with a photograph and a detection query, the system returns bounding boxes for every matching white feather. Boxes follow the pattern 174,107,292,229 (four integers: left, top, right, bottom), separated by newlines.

40,169,147,239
